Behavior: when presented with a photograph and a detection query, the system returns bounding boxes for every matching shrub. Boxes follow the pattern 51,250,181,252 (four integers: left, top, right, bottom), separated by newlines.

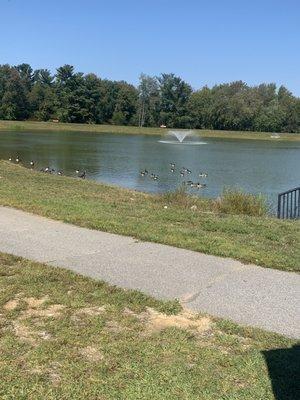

215,189,268,216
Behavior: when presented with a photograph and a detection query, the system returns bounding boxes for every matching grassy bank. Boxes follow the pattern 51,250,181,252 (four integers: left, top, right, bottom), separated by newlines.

0,161,299,272
0,252,299,399
0,120,300,141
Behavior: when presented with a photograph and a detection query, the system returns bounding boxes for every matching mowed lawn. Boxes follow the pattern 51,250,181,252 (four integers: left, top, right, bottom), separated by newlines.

0,161,299,272
1,119,300,141
0,252,299,400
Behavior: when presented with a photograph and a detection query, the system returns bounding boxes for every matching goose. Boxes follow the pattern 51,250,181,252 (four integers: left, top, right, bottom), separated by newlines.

170,163,175,168
79,171,86,179
57,170,63,176
75,169,79,174
15,156,20,163
153,175,159,181
141,169,149,176
196,183,207,189
199,172,208,178
180,171,185,177
170,168,175,173
186,169,192,174
8,157,12,162
30,160,35,167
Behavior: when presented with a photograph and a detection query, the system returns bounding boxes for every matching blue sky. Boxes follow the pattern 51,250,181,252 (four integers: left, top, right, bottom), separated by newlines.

1,0,300,95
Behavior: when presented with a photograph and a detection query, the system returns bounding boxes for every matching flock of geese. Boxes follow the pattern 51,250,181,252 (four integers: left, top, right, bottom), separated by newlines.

140,162,208,189
8,156,87,179
8,156,207,189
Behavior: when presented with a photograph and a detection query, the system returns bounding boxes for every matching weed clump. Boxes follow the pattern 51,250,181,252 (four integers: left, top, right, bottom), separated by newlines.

215,189,268,216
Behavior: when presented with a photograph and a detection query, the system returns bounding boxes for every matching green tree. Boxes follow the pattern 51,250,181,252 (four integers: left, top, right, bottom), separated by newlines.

157,73,192,127
138,74,160,127
0,65,28,120
29,69,56,121
112,81,138,125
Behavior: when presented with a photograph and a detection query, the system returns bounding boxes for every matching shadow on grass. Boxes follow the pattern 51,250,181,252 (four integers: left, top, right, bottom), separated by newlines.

262,344,300,400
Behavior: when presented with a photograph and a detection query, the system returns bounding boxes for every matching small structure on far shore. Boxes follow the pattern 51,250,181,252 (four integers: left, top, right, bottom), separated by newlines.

270,133,280,139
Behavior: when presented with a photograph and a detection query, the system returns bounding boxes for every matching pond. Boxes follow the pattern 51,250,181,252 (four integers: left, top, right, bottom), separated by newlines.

0,130,299,210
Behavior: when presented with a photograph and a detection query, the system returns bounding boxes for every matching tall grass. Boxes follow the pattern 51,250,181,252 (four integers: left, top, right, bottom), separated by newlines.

215,189,268,216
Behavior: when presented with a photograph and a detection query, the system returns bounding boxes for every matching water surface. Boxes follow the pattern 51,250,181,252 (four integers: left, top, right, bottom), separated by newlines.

0,130,299,210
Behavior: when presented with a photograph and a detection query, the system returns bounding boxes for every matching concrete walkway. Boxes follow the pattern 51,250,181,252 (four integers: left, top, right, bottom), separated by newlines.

0,206,299,338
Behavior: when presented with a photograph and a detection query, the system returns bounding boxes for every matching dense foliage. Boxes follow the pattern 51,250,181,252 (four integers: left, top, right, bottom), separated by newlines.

0,63,299,132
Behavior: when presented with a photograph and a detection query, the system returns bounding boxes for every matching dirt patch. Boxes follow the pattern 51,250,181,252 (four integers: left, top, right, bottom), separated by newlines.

13,321,38,345
75,305,106,316
79,346,104,362
124,307,212,335
20,304,65,320
9,297,65,345
105,320,125,334
24,296,49,308
41,304,65,317
37,330,52,340
3,299,19,311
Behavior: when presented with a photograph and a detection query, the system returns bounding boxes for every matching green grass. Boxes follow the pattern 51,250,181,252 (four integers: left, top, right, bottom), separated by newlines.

0,119,300,141
0,252,299,399
0,161,299,272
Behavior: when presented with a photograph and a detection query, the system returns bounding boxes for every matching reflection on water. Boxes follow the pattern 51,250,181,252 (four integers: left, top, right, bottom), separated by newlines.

159,140,207,145
0,130,299,210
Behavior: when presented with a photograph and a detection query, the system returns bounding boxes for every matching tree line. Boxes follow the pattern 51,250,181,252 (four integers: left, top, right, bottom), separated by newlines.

0,63,299,132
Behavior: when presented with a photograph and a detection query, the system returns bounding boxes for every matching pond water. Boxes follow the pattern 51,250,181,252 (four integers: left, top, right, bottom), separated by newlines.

0,130,299,211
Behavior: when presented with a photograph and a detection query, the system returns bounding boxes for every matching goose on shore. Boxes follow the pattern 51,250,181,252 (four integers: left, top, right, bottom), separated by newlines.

30,160,35,167
15,156,20,163
79,171,86,179
8,157,12,161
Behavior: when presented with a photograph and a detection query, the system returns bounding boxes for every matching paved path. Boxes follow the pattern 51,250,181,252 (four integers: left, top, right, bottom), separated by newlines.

0,206,299,338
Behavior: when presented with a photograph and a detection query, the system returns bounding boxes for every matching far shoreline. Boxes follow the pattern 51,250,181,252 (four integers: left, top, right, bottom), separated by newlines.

0,120,300,141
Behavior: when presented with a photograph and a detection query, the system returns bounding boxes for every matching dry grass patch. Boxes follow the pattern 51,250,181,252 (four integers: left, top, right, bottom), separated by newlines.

79,346,104,362
75,305,107,316
124,306,212,335
3,299,19,311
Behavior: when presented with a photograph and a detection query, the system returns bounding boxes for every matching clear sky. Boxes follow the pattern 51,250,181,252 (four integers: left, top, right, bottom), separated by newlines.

1,0,300,95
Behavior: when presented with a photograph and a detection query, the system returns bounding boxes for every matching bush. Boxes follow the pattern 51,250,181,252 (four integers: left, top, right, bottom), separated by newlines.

215,189,268,216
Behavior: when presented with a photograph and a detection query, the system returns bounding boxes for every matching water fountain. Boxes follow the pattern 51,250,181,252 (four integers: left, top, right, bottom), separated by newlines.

159,130,207,145
169,130,193,143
